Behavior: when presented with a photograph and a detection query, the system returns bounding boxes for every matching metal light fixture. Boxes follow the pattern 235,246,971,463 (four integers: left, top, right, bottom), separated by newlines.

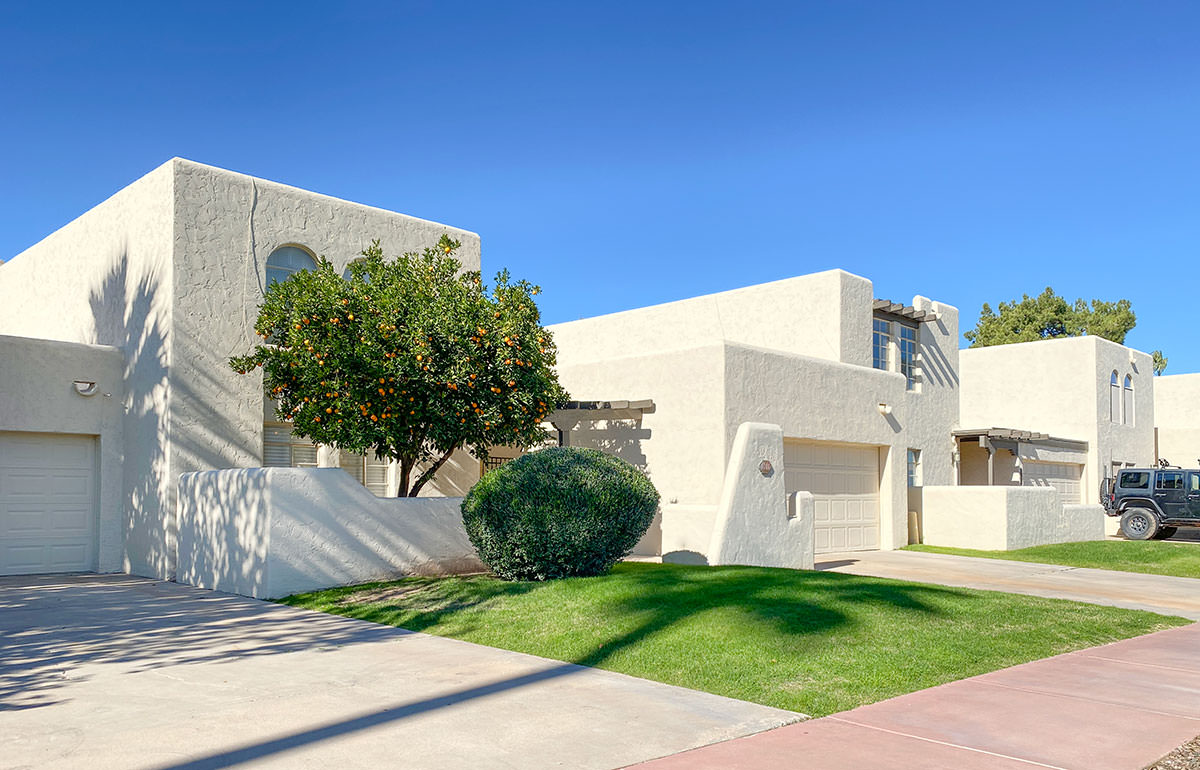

73,380,99,397
758,460,774,477
877,403,892,415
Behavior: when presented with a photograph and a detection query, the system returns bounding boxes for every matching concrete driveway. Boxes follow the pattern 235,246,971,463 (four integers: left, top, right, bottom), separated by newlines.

0,575,799,770
817,549,1200,619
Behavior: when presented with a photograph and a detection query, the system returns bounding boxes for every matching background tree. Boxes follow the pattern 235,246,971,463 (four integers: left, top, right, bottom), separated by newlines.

1152,350,1168,375
231,235,568,496
964,287,1136,347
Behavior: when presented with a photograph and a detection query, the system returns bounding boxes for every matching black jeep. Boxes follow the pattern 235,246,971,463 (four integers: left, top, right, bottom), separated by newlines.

1103,467,1200,540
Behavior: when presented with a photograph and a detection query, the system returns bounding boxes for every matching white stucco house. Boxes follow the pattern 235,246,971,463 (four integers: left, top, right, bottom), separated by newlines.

958,336,1156,506
0,158,480,580
0,158,1187,589
547,271,960,561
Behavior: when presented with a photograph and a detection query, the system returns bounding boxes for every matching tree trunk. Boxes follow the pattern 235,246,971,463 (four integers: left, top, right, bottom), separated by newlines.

408,447,458,497
397,458,414,498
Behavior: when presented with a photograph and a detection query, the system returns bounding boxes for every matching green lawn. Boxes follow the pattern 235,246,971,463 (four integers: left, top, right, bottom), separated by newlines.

906,540,1200,579
278,562,1187,717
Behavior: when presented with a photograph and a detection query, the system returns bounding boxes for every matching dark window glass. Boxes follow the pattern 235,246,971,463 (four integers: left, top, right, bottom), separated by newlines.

1119,471,1150,490
1156,472,1184,490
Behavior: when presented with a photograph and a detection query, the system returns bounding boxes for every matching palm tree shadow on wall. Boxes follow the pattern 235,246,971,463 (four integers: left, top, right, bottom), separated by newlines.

89,255,170,578
564,419,650,471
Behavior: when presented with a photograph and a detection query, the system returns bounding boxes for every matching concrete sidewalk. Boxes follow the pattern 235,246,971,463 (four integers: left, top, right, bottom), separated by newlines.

816,549,1200,620
628,621,1200,770
0,574,799,770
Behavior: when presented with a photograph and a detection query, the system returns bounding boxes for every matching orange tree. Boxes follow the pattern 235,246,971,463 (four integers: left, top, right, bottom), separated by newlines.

230,235,567,496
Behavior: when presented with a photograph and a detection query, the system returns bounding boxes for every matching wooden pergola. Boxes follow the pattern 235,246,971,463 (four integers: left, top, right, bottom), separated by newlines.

548,399,656,446
953,427,1088,486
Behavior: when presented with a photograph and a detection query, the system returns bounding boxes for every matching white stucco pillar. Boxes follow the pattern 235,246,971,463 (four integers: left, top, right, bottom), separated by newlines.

708,422,814,570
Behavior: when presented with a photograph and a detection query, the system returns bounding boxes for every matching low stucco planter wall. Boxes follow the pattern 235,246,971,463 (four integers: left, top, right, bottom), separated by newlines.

177,468,483,599
921,486,1105,551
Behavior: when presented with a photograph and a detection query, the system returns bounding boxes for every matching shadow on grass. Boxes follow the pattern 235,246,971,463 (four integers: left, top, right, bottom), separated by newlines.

296,563,967,671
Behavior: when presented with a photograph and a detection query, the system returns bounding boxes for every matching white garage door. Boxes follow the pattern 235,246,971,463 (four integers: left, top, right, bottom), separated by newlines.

784,440,880,554
0,432,98,575
1024,460,1083,504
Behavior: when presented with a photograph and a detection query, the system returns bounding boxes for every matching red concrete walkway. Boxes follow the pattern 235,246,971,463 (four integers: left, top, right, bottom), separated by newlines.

626,622,1200,770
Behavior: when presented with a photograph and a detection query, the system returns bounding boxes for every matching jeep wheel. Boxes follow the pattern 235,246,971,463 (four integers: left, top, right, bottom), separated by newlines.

1153,527,1179,540
1121,508,1159,541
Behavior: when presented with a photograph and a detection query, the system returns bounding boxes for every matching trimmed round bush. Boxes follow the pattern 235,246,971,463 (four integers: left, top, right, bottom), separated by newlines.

461,447,660,581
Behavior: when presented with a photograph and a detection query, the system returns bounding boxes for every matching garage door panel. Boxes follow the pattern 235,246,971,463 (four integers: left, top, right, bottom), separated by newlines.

785,440,880,555
49,543,91,570
53,472,91,496
1024,460,1082,504
50,509,92,532
5,470,50,496
3,544,44,572
0,433,98,575
5,510,48,533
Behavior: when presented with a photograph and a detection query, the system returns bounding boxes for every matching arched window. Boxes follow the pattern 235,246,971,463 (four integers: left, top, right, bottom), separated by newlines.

1123,374,1134,426
1109,371,1120,423
266,245,316,287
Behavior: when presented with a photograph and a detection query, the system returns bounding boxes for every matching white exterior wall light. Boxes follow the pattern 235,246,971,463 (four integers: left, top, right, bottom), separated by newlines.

73,380,99,397
877,403,892,416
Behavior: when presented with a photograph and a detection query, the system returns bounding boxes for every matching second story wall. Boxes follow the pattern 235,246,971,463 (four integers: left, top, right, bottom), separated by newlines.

168,159,483,495
960,336,1155,499
1154,373,1200,468
0,161,175,578
551,269,874,367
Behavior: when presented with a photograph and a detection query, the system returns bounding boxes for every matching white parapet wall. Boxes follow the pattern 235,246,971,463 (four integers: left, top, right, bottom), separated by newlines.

922,486,1106,551
177,468,484,599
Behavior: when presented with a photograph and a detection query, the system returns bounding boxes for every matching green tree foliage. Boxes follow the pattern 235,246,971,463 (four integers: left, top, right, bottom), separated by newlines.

1152,350,1168,376
964,287,1136,347
230,235,568,496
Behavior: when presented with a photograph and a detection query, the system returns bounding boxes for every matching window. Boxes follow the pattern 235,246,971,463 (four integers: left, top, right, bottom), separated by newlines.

263,425,317,468
1119,470,1149,490
266,245,317,287
1109,371,1120,423
1123,374,1134,426
1191,473,1200,494
339,450,390,496
872,318,892,371
899,324,918,390
1157,472,1185,490
907,449,922,487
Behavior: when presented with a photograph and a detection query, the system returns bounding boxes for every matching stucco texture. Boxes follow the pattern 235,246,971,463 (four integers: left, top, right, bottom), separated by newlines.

550,272,959,559
0,335,126,571
0,158,481,578
922,486,1106,550
1154,373,1200,468
177,468,483,599
960,336,1155,505
707,423,814,570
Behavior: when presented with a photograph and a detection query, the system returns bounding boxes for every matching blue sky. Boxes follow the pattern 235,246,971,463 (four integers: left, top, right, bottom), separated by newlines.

2,2,1197,370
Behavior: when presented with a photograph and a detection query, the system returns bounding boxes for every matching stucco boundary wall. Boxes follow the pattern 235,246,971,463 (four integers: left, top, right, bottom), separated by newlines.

921,486,1106,551
177,468,484,599
707,422,815,570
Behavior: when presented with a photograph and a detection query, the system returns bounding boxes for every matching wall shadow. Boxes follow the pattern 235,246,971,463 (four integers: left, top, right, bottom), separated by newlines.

565,419,650,470
0,575,403,712
88,254,171,578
